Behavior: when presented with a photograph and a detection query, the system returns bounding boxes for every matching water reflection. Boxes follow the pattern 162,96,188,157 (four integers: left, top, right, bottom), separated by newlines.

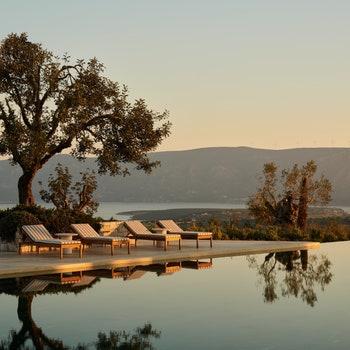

246,250,333,307
0,259,212,349
0,252,334,348
0,273,99,349
0,318,160,349
83,259,212,280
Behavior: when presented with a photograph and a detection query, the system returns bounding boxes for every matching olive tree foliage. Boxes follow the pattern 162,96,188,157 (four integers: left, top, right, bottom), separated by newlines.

38,163,98,214
247,161,332,230
0,33,171,206
246,251,333,307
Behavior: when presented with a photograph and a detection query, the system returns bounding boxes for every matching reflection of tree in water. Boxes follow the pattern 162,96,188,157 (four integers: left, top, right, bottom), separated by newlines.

246,250,333,307
1,320,160,349
95,323,160,350
9,295,67,349
0,276,160,349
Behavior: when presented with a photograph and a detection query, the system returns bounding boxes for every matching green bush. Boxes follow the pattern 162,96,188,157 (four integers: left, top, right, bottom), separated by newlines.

260,226,280,241
326,220,350,241
0,205,101,242
306,221,350,242
191,215,350,243
281,227,308,241
0,210,41,242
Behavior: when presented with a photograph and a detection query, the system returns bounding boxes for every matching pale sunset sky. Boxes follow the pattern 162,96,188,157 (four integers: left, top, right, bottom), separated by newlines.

1,0,349,152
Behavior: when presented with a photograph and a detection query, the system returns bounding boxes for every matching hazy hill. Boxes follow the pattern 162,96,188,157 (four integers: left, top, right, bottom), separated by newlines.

1,147,350,206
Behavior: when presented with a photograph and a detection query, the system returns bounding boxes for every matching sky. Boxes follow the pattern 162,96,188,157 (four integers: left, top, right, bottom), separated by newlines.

1,0,349,152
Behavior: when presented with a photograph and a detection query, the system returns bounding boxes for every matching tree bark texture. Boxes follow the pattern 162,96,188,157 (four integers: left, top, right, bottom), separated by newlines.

18,171,36,206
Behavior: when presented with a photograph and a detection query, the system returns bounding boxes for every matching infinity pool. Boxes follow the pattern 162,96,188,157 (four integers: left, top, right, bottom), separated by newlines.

0,241,348,349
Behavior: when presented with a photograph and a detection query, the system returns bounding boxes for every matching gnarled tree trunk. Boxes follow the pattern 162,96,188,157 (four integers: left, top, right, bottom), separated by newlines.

18,170,38,206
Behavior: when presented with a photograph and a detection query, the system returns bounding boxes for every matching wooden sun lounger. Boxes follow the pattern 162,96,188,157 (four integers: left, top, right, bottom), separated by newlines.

156,220,213,248
20,224,83,259
71,223,130,255
123,220,182,251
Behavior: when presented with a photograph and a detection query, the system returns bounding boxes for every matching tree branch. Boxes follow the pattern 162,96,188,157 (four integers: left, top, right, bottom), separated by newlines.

11,82,31,127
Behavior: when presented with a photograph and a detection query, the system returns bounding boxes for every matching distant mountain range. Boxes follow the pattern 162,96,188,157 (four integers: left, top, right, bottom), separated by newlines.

1,147,350,206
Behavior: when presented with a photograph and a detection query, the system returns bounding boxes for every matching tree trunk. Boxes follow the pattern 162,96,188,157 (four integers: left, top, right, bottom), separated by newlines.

297,177,308,231
18,171,37,206
11,295,47,350
10,295,35,350
300,250,308,271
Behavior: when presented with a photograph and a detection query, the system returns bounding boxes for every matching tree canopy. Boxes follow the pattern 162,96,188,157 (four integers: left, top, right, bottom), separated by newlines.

39,163,99,214
0,33,171,205
247,161,332,230
247,250,333,307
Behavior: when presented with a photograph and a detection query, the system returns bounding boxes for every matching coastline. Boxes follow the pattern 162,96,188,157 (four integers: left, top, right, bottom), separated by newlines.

116,207,252,222
0,202,348,222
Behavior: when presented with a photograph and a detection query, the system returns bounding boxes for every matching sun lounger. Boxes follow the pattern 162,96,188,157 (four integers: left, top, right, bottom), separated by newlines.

21,272,94,292
20,224,83,259
123,220,182,251
71,223,130,255
156,220,213,248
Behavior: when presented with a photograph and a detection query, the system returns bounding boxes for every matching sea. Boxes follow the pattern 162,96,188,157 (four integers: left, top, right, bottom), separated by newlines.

0,202,349,221
0,202,248,221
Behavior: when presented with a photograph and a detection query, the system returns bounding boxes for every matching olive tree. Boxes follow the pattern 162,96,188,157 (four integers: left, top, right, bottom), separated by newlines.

0,33,171,206
247,160,332,230
39,163,98,214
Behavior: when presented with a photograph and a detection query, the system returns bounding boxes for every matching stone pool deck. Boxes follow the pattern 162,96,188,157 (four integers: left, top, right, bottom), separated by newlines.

0,240,320,279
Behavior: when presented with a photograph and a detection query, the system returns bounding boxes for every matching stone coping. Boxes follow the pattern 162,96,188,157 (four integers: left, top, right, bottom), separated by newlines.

0,240,320,279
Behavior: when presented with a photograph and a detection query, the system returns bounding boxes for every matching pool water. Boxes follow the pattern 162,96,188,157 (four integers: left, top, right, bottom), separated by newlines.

0,241,348,349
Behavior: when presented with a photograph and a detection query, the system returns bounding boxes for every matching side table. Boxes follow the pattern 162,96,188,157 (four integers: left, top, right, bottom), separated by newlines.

152,228,167,248
54,233,78,254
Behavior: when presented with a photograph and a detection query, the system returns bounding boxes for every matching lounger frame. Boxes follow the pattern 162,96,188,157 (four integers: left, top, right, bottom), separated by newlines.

123,221,182,251
71,223,130,255
20,225,83,259
157,220,213,248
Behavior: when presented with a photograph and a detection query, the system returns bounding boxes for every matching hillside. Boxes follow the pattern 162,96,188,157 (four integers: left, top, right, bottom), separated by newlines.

1,147,350,206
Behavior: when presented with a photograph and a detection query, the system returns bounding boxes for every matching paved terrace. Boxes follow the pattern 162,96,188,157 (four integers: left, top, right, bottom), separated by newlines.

0,240,320,279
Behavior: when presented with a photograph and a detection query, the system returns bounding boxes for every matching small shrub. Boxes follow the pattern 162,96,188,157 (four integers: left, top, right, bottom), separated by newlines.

308,223,323,241
0,210,41,242
280,227,308,241
326,220,350,241
261,226,280,241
